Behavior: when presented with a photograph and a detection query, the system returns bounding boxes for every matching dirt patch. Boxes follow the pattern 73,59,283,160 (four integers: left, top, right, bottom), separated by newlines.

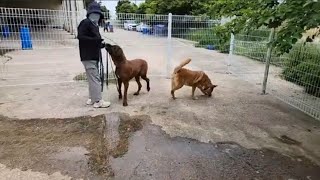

276,135,302,145
73,72,87,81
73,72,118,84
0,113,149,179
0,115,111,179
0,49,14,56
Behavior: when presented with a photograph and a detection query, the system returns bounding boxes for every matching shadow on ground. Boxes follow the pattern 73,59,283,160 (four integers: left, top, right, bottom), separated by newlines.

0,113,319,180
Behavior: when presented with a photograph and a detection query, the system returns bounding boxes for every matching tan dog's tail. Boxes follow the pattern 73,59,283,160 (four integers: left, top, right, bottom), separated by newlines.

173,58,191,74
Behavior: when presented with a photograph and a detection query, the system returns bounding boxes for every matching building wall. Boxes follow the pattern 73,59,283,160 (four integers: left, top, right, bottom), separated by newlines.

0,0,86,36
62,0,87,35
0,0,63,10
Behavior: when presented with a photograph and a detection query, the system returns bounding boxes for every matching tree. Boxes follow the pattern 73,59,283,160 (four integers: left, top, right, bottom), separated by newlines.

137,0,212,16
116,0,138,13
135,2,147,14
211,0,320,54
100,5,110,19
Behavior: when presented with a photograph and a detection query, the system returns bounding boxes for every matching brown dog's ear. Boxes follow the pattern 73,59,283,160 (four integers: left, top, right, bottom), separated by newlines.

193,72,204,84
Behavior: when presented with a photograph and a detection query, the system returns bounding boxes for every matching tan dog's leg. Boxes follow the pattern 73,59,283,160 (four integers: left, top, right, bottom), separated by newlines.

134,76,142,95
123,81,129,106
192,86,198,100
171,78,183,100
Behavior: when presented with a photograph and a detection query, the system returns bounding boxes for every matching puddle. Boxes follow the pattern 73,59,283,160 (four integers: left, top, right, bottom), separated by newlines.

0,113,319,180
109,114,320,180
110,114,143,158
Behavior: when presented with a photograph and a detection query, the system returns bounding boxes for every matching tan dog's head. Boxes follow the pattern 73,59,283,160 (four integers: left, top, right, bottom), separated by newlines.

201,84,218,97
197,73,217,97
105,43,126,63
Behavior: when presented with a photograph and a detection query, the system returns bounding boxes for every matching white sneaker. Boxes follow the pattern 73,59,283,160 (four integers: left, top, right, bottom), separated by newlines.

86,99,94,105
93,100,111,108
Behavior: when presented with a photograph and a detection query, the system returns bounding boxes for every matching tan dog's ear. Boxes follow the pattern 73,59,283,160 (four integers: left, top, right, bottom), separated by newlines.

193,72,204,84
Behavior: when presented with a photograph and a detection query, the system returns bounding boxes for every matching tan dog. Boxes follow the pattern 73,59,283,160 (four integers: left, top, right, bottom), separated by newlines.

105,43,150,106
171,58,217,99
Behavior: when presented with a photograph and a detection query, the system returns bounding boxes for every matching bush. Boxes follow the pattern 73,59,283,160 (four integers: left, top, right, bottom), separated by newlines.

185,25,230,53
234,41,268,62
282,43,320,97
235,29,270,42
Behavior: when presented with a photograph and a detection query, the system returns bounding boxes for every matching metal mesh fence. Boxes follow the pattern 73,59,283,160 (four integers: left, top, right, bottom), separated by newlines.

0,7,319,120
0,7,83,52
231,29,320,120
0,6,85,86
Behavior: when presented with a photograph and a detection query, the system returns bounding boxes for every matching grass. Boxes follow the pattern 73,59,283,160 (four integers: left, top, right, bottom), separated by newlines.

184,27,230,53
73,72,118,84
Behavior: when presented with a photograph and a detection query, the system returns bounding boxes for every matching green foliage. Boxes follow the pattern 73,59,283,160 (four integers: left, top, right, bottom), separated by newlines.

135,2,147,14
116,0,138,13
100,5,110,19
234,41,269,62
135,0,213,16
234,29,274,62
186,26,230,53
236,40,320,97
282,44,320,97
212,0,320,54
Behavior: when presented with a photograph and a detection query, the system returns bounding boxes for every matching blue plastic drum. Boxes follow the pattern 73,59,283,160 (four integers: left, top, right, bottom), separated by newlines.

2,26,10,38
20,26,33,50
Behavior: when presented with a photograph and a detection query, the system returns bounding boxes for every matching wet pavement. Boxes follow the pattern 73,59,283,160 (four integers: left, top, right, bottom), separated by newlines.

0,113,319,180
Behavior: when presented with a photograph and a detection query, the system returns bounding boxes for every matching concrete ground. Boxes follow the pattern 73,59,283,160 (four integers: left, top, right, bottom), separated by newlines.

0,29,319,179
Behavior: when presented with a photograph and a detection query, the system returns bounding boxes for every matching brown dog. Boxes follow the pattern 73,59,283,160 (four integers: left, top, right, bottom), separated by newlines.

171,58,217,99
105,43,150,106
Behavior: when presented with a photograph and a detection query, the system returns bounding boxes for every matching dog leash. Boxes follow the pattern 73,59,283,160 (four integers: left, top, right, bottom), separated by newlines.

99,51,104,92
105,50,120,92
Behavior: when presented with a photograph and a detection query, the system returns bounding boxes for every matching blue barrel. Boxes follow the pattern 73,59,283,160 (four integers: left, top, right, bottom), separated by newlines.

206,45,215,50
153,24,167,37
109,25,113,32
20,27,33,50
2,26,10,38
142,27,148,34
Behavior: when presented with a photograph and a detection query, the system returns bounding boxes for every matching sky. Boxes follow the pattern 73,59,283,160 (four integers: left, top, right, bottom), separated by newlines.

100,0,145,18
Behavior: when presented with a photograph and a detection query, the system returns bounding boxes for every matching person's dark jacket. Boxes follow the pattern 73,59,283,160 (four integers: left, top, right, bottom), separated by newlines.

77,18,104,61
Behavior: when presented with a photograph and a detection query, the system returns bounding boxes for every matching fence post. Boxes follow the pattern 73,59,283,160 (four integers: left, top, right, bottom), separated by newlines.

166,13,173,78
227,33,235,73
262,28,276,94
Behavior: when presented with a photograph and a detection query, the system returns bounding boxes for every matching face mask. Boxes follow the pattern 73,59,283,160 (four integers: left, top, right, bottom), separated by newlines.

89,13,100,24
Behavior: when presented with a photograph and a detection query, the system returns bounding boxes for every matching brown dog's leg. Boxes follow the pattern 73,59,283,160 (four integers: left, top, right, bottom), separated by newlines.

123,81,129,106
134,76,142,95
118,78,122,99
141,75,150,92
192,86,198,100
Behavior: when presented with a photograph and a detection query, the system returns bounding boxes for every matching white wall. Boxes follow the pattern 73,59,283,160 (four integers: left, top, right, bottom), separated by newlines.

0,0,63,10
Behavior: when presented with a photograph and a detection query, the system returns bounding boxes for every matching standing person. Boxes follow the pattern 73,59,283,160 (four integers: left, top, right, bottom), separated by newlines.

103,19,109,32
106,21,110,32
77,1,110,108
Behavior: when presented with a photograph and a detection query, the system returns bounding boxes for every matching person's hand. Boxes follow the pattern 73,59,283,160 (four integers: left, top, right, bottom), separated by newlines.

100,39,106,48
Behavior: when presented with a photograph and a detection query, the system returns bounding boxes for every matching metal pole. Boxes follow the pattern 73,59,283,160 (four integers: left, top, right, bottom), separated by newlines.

166,13,172,78
262,28,275,94
227,33,234,73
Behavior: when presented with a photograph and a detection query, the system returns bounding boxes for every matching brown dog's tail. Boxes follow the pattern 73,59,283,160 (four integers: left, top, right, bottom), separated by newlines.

173,58,191,74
